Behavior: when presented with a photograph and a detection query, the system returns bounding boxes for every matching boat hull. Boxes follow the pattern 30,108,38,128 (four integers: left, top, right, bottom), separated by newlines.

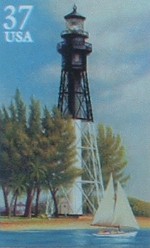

94,231,138,238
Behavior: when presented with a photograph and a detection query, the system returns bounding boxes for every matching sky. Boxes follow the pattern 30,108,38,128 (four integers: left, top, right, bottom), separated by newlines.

0,0,150,202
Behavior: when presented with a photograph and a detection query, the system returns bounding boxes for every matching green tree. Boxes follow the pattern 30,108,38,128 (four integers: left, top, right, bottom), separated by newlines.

129,197,150,217
30,161,47,217
0,107,12,215
42,107,82,217
0,91,83,218
9,175,27,217
0,107,26,216
8,91,29,217
24,97,43,218
97,124,129,189
0,89,30,216
14,88,26,128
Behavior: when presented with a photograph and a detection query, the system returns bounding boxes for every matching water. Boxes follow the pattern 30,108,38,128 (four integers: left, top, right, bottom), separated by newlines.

0,229,149,248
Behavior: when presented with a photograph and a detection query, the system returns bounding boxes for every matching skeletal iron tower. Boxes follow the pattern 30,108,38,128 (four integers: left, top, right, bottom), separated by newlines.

57,5,104,215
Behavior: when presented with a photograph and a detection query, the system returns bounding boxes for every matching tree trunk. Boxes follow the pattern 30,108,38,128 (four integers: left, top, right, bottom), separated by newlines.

24,187,35,218
48,184,58,217
52,191,58,217
2,185,10,216
34,187,41,217
9,193,16,218
13,194,18,216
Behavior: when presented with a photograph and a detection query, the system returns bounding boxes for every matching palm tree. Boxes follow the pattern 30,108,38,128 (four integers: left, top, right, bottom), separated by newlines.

9,175,27,217
30,161,47,216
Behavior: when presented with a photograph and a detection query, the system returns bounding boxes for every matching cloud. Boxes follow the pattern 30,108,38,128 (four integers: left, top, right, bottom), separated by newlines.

31,63,60,84
89,60,141,86
93,71,150,124
40,64,60,82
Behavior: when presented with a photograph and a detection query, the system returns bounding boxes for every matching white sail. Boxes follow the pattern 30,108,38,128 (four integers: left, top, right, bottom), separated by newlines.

92,176,139,231
92,174,115,225
112,182,139,230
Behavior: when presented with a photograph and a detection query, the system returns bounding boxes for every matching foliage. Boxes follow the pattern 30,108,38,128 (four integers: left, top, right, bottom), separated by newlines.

129,197,150,217
42,107,82,216
97,124,129,189
0,90,81,217
0,94,28,216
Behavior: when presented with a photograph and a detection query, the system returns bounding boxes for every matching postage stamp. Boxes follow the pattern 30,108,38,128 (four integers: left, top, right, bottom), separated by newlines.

0,1,149,247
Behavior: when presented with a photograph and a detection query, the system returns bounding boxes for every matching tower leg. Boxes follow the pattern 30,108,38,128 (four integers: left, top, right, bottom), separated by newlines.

58,120,104,215
81,121,104,213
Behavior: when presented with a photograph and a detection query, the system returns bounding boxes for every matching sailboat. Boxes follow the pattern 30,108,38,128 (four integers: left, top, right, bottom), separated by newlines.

92,174,139,237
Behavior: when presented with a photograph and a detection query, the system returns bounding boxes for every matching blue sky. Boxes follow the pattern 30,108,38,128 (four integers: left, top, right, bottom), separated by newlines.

0,0,150,202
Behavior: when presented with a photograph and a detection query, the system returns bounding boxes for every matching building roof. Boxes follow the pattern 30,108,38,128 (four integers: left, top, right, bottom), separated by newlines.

64,5,86,20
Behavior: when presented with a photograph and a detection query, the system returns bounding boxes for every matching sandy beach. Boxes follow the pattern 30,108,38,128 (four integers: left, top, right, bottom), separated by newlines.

0,216,149,231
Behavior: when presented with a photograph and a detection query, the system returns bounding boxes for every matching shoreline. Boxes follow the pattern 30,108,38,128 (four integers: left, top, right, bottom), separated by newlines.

0,216,149,232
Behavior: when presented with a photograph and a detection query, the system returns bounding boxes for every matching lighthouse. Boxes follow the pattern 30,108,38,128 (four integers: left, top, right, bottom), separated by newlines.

57,6,104,215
